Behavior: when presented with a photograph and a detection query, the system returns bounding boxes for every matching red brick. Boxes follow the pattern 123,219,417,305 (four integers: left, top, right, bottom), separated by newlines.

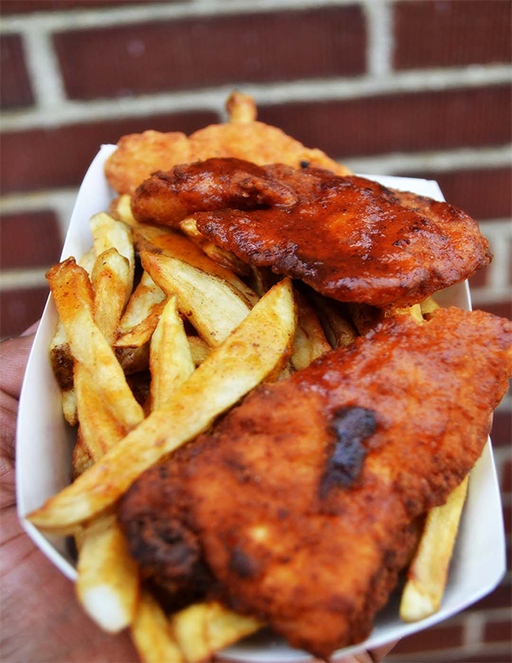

445,654,512,663
490,410,512,448
54,6,366,100
258,85,512,159
484,620,512,642
1,210,62,270
477,301,512,321
468,265,490,290
0,1,170,13
394,0,512,70
0,35,34,110
0,110,217,194
468,577,511,611
503,505,511,536
416,168,512,222
392,624,463,655
501,460,512,492
0,286,49,339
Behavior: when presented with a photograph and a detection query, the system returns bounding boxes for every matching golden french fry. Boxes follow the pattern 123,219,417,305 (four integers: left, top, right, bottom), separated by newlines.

72,431,94,479
116,272,167,348
132,221,259,307
116,344,150,375
132,591,184,663
180,217,250,277
188,336,210,366
400,476,469,622
78,247,97,276
291,292,331,371
61,388,78,426
76,515,139,633
90,212,134,304
142,251,252,347
172,602,261,663
29,278,296,533
421,296,440,315
109,194,137,227
74,363,127,460
391,303,424,324
92,248,130,346
46,258,144,430
150,296,195,411
226,91,258,123
308,292,357,348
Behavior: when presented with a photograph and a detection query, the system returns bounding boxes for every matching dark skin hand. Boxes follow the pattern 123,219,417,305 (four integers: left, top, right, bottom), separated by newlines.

0,325,394,663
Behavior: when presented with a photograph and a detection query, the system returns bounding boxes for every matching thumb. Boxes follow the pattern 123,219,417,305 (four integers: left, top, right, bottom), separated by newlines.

1,326,38,399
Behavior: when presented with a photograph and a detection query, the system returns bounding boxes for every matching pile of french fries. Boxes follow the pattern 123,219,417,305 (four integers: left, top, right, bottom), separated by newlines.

27,95,471,662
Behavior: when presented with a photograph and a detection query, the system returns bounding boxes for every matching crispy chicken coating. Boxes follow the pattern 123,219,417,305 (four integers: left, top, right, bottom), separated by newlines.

119,308,512,658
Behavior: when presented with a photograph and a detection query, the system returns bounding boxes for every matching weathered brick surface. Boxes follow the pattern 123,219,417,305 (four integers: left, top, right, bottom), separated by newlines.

484,620,512,642
490,410,512,448
0,110,217,193
0,35,34,110
478,300,512,322
394,0,512,70
0,0,171,13
54,6,366,101
259,85,512,158
501,460,512,492
416,168,512,222
1,210,62,269
391,624,463,655
468,578,511,611
443,654,512,663
0,286,49,338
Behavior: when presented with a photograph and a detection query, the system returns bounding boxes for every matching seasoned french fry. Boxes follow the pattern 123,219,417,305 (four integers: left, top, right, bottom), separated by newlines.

76,514,139,633
150,296,195,411
308,291,357,348
46,259,144,430
142,251,251,347
132,222,259,307
291,292,331,371
400,476,469,622
172,602,261,662
132,591,184,663
117,271,166,345
92,248,130,346
29,278,296,533
116,344,150,375
180,217,250,277
188,336,210,366
90,212,134,304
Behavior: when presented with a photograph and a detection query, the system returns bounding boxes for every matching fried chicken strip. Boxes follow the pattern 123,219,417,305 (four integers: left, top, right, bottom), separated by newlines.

119,308,511,658
132,158,490,308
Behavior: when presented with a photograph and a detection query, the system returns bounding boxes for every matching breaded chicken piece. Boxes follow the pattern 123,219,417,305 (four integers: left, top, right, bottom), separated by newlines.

132,158,491,308
119,308,512,658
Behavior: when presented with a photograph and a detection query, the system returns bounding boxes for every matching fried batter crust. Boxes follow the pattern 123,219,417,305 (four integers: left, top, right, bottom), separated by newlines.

119,308,512,658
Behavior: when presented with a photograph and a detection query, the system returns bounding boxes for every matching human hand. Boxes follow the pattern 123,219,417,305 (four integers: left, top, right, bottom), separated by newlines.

0,326,395,663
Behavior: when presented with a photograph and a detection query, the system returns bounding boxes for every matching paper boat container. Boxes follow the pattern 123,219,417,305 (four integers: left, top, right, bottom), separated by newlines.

16,145,506,662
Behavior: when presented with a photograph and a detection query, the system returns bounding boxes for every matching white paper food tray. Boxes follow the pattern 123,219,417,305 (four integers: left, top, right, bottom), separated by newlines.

16,145,506,662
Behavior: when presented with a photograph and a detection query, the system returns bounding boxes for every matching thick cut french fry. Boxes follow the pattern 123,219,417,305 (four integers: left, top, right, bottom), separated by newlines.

150,296,195,411
90,212,134,304
78,247,97,276
291,292,331,371
117,271,166,345
391,303,424,324
29,278,296,533
46,259,144,430
132,221,259,307
116,344,150,375
421,296,440,315
72,431,94,479
180,217,250,277
400,476,469,622
226,91,258,123
308,291,357,348
132,591,184,663
188,336,210,366
109,194,137,227
76,515,139,633
74,363,127,460
142,251,252,347
348,303,382,336
92,248,130,346
172,602,261,662
61,388,78,426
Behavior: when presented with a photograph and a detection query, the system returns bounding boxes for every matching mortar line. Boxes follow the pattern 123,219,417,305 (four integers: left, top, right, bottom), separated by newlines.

21,27,66,109
363,0,393,77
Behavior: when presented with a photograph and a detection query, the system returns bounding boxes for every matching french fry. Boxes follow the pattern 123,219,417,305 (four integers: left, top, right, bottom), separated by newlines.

116,344,150,375
421,296,440,315
92,248,130,346
72,431,94,479
142,251,252,347
391,303,424,324
76,514,139,633
400,476,469,622
61,388,78,426
179,217,250,277
28,278,296,533
291,292,331,371
109,194,137,227
132,591,184,663
348,303,382,336
226,90,258,123
74,363,127,460
46,258,144,430
307,291,357,348
116,271,166,347
188,336,210,366
150,296,195,411
172,602,262,662
90,212,134,304
132,221,259,307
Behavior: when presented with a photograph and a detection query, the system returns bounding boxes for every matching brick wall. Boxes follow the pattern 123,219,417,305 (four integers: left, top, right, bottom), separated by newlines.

0,0,510,660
